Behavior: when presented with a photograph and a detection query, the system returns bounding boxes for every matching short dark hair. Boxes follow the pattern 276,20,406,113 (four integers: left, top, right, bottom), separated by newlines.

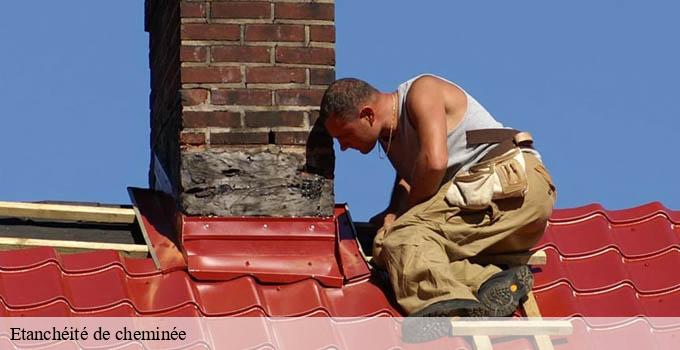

320,78,379,122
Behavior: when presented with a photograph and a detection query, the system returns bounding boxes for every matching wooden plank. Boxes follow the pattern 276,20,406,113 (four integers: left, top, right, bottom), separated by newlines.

0,237,148,254
450,320,572,336
0,201,136,224
473,250,547,266
472,335,493,350
524,291,543,317
0,244,146,258
534,335,557,350
523,291,558,350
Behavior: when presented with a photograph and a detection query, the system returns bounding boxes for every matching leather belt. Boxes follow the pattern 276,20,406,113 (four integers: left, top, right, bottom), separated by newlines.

466,128,534,163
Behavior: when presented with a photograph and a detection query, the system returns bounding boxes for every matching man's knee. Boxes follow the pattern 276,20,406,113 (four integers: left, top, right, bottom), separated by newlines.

381,224,428,252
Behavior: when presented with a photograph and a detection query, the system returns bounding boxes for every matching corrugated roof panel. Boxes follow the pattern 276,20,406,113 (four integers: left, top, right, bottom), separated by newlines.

535,247,680,294
0,247,399,317
533,203,680,318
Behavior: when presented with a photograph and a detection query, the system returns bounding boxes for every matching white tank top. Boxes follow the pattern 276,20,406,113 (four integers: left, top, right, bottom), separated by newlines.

379,74,506,184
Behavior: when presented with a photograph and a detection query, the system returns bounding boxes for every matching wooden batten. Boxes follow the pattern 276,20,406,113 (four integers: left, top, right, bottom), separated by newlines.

0,201,145,256
0,237,148,257
0,201,136,224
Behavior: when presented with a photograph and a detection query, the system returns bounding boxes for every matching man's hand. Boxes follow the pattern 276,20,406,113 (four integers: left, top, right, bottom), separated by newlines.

370,210,397,229
383,212,397,228
376,212,397,238
370,210,398,238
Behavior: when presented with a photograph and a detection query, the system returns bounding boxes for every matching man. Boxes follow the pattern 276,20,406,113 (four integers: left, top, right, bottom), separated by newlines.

320,75,556,325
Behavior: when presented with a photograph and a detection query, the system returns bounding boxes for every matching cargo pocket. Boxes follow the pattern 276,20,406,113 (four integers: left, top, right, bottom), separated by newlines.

495,156,528,197
534,163,557,199
445,148,529,211
445,165,495,211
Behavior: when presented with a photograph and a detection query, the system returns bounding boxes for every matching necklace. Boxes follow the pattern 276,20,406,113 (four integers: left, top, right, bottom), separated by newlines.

379,92,398,160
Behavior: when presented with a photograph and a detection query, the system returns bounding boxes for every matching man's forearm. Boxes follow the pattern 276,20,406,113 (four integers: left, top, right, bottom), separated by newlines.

407,157,446,208
387,176,410,216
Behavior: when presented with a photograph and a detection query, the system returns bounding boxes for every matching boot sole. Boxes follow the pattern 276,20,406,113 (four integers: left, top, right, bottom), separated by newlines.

402,299,480,343
470,265,534,317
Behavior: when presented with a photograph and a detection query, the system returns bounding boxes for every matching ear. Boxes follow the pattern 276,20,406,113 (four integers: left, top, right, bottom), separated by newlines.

359,107,375,125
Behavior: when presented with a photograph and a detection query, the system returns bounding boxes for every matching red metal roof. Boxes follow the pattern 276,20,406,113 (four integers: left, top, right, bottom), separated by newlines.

532,202,680,317
0,248,396,317
1,197,679,348
0,188,399,317
2,201,679,318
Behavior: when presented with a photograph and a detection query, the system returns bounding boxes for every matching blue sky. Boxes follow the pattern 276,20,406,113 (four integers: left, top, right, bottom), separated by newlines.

1,1,679,221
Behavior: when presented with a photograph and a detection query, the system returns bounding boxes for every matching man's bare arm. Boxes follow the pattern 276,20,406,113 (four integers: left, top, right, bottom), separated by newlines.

405,77,449,208
388,175,410,215
369,175,410,228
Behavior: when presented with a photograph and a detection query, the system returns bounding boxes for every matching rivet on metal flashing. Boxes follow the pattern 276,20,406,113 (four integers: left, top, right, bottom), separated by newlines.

245,261,250,266
263,224,268,230
203,224,209,229
309,224,315,231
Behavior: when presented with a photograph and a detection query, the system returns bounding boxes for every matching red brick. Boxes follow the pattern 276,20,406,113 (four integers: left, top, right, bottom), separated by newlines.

180,132,206,145
309,110,321,125
275,3,334,20
275,130,332,147
310,25,335,42
245,111,305,127
212,89,272,105
181,24,240,40
212,2,271,19
180,2,206,18
276,47,334,65
212,46,270,63
180,46,207,62
181,67,242,83
275,89,324,106
246,67,305,84
180,89,209,106
273,131,308,145
183,111,242,128
211,132,269,145
310,68,335,85
245,24,304,42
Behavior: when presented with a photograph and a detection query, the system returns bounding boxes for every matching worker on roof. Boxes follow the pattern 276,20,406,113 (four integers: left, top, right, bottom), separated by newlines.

320,74,556,339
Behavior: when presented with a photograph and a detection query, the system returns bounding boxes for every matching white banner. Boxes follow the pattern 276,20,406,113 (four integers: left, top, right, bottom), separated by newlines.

0,317,678,349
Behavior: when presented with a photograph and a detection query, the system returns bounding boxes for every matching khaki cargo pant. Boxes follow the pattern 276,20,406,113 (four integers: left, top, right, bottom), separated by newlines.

372,151,556,315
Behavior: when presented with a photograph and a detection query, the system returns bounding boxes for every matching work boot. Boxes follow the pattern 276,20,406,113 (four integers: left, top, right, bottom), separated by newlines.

471,265,534,317
402,299,484,343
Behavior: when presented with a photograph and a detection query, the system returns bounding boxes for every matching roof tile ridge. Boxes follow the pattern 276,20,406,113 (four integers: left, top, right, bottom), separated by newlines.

539,244,680,261
0,257,163,278
550,202,680,225
569,316,680,331
535,273,680,296
535,279,680,298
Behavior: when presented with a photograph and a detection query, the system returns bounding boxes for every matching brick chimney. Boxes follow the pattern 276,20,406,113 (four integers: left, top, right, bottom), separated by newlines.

145,0,335,217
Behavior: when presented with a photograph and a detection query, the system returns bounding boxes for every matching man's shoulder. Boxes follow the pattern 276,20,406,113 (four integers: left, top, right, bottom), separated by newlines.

405,75,442,102
406,74,461,98
408,74,442,91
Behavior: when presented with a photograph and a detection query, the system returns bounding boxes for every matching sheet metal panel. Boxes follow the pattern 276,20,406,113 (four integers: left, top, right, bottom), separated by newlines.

335,205,371,282
183,238,343,286
128,187,186,272
0,247,398,317
179,204,368,287
533,204,680,317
